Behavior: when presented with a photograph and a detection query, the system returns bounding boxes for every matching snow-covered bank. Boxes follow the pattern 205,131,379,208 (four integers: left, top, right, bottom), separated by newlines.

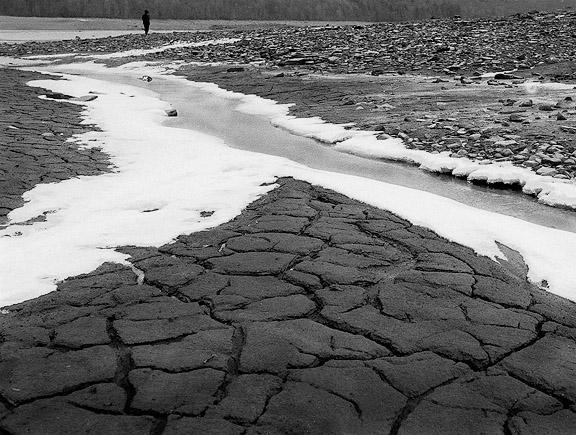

10,37,576,209
226,83,576,210
22,37,240,60
1,63,576,308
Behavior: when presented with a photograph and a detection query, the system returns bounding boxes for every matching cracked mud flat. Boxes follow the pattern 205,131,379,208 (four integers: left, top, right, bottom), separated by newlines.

0,68,112,225
1,177,576,434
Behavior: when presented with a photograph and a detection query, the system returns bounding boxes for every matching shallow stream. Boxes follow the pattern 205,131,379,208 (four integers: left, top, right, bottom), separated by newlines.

154,76,576,234
29,66,576,233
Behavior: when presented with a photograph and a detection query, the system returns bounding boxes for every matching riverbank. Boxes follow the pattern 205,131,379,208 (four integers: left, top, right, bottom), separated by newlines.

2,10,576,206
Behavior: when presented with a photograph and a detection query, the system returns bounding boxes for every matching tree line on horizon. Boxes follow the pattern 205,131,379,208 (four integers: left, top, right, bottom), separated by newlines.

0,0,574,21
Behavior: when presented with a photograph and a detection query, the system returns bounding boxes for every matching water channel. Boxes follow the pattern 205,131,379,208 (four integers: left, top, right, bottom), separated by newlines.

33,66,576,233
154,75,576,234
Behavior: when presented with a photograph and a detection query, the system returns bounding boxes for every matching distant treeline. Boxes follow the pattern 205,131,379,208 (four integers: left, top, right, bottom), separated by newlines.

1,0,575,21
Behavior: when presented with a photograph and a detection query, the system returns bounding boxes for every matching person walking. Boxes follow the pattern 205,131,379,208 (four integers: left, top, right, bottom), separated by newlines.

142,10,151,35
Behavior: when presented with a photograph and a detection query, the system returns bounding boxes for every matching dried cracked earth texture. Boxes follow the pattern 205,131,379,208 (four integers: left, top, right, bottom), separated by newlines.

0,68,111,224
2,177,576,434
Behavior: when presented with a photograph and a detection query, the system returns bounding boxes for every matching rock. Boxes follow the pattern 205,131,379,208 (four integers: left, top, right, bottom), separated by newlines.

281,57,308,65
165,109,178,117
43,92,73,100
560,125,576,133
542,155,563,166
518,99,533,107
494,139,518,147
509,113,526,122
71,95,98,102
538,104,555,111
226,67,245,72
140,75,152,82
557,112,567,121
536,167,558,177
494,73,522,80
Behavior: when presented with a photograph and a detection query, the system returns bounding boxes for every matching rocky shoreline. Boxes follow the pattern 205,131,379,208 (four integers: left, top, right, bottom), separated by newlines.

178,65,576,184
4,11,576,78
3,10,576,187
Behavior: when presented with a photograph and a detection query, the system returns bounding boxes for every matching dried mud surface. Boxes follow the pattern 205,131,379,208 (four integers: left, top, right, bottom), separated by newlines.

2,177,576,434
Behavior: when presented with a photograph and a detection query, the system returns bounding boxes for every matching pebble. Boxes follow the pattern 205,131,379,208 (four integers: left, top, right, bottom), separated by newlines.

536,167,558,177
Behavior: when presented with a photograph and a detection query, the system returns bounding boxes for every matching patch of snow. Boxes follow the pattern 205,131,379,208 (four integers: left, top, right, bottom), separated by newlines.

2,62,576,309
22,38,241,61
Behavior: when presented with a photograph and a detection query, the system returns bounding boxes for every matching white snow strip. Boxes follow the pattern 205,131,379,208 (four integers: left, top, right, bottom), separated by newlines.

172,68,576,210
1,63,576,308
46,61,576,212
22,38,240,60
